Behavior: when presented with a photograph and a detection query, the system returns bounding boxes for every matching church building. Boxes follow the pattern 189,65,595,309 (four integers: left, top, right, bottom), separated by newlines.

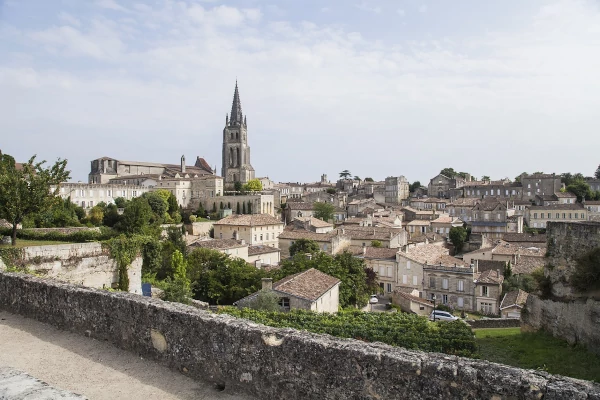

222,81,255,186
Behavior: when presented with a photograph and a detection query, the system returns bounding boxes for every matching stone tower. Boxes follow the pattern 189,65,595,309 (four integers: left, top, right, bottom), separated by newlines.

222,81,255,186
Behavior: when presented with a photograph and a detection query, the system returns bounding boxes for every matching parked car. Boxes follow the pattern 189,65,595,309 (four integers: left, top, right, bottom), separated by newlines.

369,295,379,304
429,310,459,322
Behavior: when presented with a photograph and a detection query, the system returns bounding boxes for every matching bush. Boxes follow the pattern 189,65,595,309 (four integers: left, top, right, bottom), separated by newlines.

571,248,600,292
218,308,477,357
0,227,118,242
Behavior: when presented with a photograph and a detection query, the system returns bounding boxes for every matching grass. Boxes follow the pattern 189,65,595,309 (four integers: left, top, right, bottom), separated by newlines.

0,239,74,248
475,327,600,382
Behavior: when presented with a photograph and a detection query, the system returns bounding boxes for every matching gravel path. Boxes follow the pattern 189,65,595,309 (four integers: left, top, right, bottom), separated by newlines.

0,311,255,400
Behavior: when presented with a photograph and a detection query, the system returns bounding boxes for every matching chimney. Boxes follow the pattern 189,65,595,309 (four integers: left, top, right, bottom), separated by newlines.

240,239,245,245
181,155,186,173
255,260,262,269
234,231,240,240
261,278,272,290
362,245,366,255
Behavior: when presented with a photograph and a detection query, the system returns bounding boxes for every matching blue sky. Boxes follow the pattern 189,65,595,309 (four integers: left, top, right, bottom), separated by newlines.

1,0,600,184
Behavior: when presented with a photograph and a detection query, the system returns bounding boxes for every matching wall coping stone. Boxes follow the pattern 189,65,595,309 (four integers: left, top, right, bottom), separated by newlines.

1,272,598,400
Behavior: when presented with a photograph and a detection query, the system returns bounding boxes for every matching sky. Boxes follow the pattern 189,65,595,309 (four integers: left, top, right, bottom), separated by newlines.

1,0,600,185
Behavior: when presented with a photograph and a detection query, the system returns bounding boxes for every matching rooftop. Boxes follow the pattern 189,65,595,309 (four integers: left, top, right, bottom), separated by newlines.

273,268,340,301
475,269,504,285
500,289,529,310
214,214,283,227
248,245,280,256
347,246,398,259
189,239,246,250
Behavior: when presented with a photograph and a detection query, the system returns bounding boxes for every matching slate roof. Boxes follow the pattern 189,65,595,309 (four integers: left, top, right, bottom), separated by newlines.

273,268,340,301
215,214,284,227
500,289,529,310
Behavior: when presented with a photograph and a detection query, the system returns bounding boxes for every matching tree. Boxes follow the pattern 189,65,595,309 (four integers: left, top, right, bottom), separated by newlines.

89,205,104,226
371,240,382,248
0,153,70,245
440,168,457,178
236,202,241,214
481,175,491,182
197,202,205,218
313,202,335,222
234,181,243,192
119,197,153,234
339,170,351,179
242,201,246,214
113,197,127,208
289,239,320,257
326,188,336,194
353,176,361,181
243,179,262,192
409,181,421,192
143,191,168,222
364,177,374,182
566,179,592,202
162,250,192,304
514,173,527,183
449,226,468,253
595,164,600,179
244,290,281,312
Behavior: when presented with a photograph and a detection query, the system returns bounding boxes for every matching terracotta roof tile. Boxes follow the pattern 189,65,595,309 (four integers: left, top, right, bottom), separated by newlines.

215,214,283,226
274,268,340,301
500,289,529,310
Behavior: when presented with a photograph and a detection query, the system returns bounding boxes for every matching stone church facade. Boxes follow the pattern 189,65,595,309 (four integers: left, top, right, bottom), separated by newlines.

222,81,255,186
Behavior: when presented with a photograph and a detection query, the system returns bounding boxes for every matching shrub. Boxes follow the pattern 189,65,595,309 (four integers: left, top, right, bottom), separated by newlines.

570,248,600,293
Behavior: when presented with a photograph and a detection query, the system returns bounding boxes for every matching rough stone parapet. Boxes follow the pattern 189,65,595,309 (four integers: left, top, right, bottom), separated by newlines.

0,366,86,399
1,272,598,400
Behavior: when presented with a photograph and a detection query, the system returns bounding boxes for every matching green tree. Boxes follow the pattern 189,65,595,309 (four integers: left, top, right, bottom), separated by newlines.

119,197,153,234
89,205,104,226
243,179,263,192
371,240,382,248
244,290,281,312
197,202,205,218
162,249,192,304
113,197,127,208
247,201,252,214
514,173,527,183
234,181,243,192
440,168,457,178
105,234,145,291
504,261,513,279
242,201,247,214
449,226,468,253
364,177,374,182
595,164,600,179
143,191,168,222
409,181,421,192
326,188,337,194
0,153,70,245
339,170,351,179
313,201,335,222
566,179,592,202
103,203,121,227
481,175,491,181
236,202,241,214
167,193,179,214
289,238,320,256
353,176,361,181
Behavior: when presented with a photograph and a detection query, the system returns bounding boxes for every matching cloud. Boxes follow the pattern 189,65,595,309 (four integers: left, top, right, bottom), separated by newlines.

2,1,600,183
58,12,81,27
96,0,129,12
419,5,428,13
397,9,405,17
355,2,382,14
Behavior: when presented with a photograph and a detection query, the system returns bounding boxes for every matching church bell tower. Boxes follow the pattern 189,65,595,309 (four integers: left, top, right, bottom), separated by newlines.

222,81,255,186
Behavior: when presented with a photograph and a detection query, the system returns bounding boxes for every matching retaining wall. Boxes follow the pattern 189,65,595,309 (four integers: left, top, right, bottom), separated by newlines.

0,243,141,294
0,272,598,400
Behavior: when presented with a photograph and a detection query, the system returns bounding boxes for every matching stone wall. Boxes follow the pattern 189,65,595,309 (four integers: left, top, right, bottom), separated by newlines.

0,243,141,294
1,272,598,400
187,221,214,236
466,319,521,329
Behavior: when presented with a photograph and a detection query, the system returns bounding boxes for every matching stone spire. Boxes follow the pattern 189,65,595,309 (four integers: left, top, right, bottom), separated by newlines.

229,80,243,126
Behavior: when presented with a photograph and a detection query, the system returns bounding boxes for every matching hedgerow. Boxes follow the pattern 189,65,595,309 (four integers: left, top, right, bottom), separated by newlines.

0,227,118,243
218,307,477,356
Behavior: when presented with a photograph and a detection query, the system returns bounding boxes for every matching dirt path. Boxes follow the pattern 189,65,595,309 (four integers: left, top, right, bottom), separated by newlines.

0,311,255,400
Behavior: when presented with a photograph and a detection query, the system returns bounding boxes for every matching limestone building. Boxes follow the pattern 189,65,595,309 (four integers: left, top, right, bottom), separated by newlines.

222,82,255,186
385,176,410,204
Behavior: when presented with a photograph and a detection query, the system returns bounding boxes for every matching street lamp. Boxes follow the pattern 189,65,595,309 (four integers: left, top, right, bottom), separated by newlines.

432,294,437,321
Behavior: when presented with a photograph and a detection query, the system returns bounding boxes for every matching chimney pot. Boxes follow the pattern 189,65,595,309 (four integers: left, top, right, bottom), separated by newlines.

261,278,272,290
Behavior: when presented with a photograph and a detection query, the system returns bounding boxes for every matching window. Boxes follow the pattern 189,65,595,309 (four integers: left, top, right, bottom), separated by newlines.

442,294,448,304
582,213,585,219
413,276,418,286
89,201,94,207
481,302,493,314
442,278,449,290
534,213,538,219
278,297,290,310
387,266,393,277
402,275,407,284
407,261,411,269
254,235,257,241
379,266,385,277
429,277,436,288
562,213,566,219
481,286,489,296
260,234,263,241
569,213,572,219
457,297,464,308
387,283,392,293
556,213,560,218
457,280,464,292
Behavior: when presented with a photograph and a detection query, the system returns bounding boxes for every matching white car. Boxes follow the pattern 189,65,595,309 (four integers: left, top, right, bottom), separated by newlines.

369,295,379,304
429,310,459,322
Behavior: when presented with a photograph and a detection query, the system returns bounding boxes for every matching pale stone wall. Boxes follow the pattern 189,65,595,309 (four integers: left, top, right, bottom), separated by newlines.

1,272,598,399
188,221,214,236
53,182,148,210
6,243,142,294
311,283,339,313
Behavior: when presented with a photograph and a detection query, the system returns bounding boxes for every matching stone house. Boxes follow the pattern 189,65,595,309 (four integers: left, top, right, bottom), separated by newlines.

468,201,522,239
349,246,399,297
277,230,351,258
463,240,546,276
407,220,431,237
284,202,315,223
409,197,448,211
213,214,284,247
422,255,475,311
427,174,466,199
291,217,334,234
188,239,249,260
585,200,600,221
384,176,410,204
474,269,504,314
340,226,407,249
462,180,522,200
431,216,463,235
499,289,529,318
53,182,149,210
520,173,562,201
347,198,378,217
587,178,600,192
196,194,275,217
235,270,341,313
247,245,281,267
393,289,434,316
446,198,480,221
525,203,586,229
534,192,577,206
402,206,438,222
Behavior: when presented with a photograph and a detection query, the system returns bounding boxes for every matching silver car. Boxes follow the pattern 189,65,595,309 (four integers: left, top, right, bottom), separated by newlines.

429,310,459,322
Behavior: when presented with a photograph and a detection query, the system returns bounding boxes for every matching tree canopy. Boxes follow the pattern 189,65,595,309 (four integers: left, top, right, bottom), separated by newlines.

449,226,468,253
0,153,70,245
243,179,263,192
409,181,421,192
364,177,374,182
313,201,335,222
339,170,351,179
289,238,320,257
595,165,600,179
